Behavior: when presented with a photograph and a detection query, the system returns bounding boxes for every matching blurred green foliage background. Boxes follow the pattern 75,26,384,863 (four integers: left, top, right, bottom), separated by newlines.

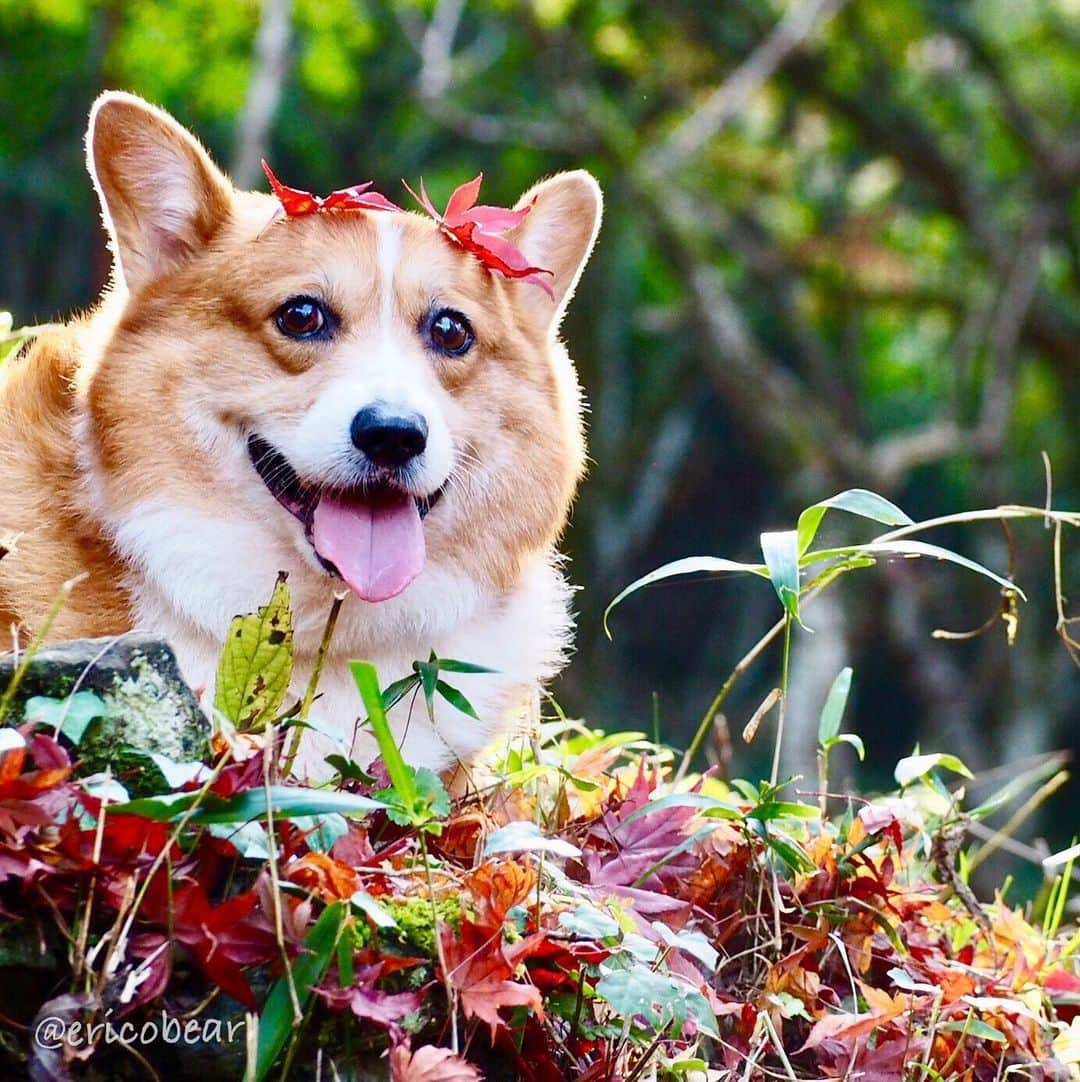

1,0,1078,886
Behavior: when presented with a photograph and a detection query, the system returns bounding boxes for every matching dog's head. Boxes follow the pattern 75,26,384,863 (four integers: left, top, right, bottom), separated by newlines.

83,93,600,626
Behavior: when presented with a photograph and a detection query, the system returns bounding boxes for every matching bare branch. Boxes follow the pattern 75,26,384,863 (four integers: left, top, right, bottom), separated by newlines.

652,0,849,174
976,203,1055,454
418,0,467,100
231,0,293,189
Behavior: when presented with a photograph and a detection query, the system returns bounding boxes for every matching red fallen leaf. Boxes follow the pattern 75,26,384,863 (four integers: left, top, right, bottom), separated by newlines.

0,732,71,802
404,175,554,295
169,883,278,1007
205,753,265,796
800,985,908,1053
440,917,543,1038
1045,968,1080,996
318,963,424,1035
389,1042,482,1082
583,762,704,892
517,934,609,992
261,160,401,217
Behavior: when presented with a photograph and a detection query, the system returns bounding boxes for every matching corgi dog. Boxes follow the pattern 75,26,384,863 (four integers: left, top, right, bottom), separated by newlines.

0,93,601,779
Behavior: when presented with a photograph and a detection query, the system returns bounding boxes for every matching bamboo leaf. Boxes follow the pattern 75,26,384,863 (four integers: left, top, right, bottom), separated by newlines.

805,540,1024,599
818,667,853,744
604,556,770,637
113,785,385,824
760,530,801,621
435,679,480,720
797,489,913,555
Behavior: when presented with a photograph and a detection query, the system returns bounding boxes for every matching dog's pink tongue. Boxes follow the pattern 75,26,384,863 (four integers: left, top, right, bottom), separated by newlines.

312,490,425,602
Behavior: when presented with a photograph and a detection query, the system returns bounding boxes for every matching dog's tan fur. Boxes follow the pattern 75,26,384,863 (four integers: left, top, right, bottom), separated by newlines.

0,93,601,776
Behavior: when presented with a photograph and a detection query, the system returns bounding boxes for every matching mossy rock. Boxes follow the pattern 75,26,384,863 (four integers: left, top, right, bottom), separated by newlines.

0,634,210,794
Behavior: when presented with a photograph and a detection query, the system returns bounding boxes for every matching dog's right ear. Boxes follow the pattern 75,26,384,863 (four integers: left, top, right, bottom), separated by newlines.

87,92,233,294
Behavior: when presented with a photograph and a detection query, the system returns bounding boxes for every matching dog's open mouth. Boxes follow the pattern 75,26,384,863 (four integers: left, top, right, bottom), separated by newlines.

247,434,443,603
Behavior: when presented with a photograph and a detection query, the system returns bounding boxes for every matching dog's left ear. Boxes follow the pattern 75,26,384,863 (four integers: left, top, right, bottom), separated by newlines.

87,91,233,294
508,171,602,330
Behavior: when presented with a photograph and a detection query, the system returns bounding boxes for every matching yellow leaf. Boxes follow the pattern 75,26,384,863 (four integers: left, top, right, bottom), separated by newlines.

214,572,294,730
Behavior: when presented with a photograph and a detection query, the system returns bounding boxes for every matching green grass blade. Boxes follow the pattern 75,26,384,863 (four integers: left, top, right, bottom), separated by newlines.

350,661,416,808
255,900,346,1081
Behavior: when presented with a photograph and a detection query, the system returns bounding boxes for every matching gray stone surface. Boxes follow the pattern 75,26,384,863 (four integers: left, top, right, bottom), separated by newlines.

0,633,211,784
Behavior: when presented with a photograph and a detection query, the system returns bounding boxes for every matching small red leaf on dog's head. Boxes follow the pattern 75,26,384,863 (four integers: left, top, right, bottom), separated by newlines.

261,160,400,217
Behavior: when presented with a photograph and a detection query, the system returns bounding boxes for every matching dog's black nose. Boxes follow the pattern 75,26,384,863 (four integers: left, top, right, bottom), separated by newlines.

350,405,428,468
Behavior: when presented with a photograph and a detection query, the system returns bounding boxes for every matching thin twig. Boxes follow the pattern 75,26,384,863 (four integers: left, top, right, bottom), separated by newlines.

0,572,88,722
282,593,345,777
966,770,1071,875
264,727,303,1023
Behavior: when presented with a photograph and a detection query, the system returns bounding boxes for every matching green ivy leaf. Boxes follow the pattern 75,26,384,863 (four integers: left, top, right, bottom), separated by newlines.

24,691,109,745
596,963,718,1038
214,572,293,730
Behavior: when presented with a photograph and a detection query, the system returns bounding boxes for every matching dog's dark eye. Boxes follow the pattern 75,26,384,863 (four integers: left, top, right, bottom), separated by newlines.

428,309,474,355
275,297,327,339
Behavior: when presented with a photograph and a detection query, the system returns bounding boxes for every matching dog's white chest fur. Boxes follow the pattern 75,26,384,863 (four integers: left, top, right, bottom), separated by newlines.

116,502,572,779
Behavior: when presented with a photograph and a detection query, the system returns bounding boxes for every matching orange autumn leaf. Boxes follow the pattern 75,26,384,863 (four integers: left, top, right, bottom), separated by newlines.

466,860,537,925
286,852,360,902
437,809,491,863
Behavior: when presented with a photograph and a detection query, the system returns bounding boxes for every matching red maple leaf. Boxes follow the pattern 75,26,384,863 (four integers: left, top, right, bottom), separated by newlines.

584,762,703,892
261,160,401,217
317,963,423,1035
389,1042,482,1082
439,917,543,1038
404,175,554,295
169,883,278,1007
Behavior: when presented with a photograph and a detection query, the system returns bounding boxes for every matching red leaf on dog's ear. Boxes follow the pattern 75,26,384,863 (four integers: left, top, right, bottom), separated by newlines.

452,223,555,297
443,174,484,222
405,175,554,293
